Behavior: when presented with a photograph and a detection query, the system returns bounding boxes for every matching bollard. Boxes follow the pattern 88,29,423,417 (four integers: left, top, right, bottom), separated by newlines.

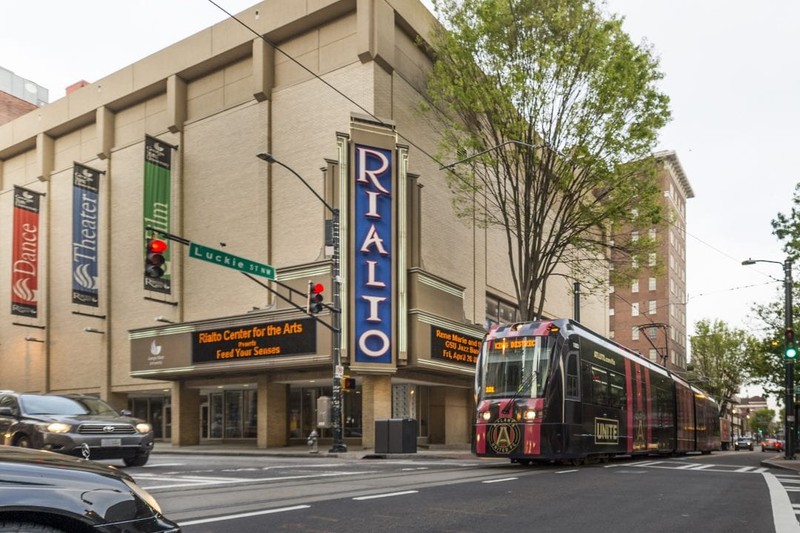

307,429,319,454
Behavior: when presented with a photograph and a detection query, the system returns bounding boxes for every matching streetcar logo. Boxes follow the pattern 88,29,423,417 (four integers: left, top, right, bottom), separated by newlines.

594,417,619,445
488,417,521,454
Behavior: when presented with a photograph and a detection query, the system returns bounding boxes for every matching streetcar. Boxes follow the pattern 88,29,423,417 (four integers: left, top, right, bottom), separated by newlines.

473,319,720,464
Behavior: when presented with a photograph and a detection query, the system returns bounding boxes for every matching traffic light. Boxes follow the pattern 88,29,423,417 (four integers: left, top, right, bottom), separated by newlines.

307,281,324,314
343,377,356,390
145,238,168,278
786,328,797,359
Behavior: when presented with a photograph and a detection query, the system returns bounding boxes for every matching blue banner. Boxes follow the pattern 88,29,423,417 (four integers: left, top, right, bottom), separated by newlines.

72,163,101,306
353,145,393,364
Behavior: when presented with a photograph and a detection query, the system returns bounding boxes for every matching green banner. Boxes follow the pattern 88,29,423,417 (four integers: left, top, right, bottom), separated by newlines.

143,135,173,293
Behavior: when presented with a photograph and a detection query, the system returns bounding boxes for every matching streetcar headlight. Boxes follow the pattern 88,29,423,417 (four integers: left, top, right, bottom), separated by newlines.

481,411,491,421
523,409,537,421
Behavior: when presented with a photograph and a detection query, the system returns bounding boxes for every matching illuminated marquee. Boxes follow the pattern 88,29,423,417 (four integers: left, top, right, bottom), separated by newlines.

353,145,393,364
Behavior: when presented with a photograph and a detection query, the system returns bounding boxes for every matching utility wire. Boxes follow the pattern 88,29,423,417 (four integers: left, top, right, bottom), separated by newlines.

208,0,784,310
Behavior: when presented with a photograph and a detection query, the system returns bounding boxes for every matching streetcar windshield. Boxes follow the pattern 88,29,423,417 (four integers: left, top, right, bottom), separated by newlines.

479,335,554,399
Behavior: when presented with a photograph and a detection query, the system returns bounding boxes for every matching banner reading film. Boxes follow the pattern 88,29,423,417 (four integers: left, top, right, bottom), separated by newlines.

143,135,173,294
11,186,42,317
72,163,101,306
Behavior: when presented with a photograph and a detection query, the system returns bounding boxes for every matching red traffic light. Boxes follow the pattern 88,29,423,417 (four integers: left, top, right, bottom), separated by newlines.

145,238,168,278
148,239,168,254
307,281,325,314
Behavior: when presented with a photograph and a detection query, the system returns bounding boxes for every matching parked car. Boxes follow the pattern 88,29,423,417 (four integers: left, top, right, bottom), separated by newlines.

0,392,154,466
761,438,785,452
0,445,179,532
734,436,754,451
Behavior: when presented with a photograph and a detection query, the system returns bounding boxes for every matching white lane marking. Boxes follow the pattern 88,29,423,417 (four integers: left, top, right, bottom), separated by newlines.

481,477,518,484
353,490,419,501
555,469,579,474
141,462,185,468
178,505,310,527
138,470,372,490
763,472,800,533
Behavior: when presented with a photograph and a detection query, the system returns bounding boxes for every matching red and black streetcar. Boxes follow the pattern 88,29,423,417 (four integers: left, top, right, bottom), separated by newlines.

473,319,720,464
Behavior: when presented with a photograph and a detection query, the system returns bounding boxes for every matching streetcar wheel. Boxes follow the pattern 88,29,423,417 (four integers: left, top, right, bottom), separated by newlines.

517,459,531,466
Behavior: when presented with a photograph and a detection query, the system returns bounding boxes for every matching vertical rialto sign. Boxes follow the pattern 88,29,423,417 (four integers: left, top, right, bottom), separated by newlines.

11,186,42,317
72,163,101,306
143,135,172,294
353,145,393,365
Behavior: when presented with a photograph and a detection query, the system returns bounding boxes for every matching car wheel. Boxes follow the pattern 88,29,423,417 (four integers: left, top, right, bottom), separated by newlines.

0,522,67,532
14,435,31,448
123,453,150,467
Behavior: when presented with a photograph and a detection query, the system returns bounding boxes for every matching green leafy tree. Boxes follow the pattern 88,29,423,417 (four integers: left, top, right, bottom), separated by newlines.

749,408,776,438
689,319,752,417
745,298,794,405
772,182,800,256
424,0,671,319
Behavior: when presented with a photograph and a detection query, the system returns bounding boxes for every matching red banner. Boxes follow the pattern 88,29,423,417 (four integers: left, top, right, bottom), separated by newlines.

11,186,42,317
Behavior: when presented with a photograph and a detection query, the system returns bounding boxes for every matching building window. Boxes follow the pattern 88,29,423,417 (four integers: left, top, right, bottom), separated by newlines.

648,300,656,315
648,253,656,267
649,277,656,291
632,327,639,340
631,280,639,293
485,295,518,329
649,348,658,361
631,303,639,317
647,327,657,339
609,308,615,316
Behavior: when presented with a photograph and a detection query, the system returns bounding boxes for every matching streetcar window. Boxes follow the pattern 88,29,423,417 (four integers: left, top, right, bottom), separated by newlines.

565,353,579,400
479,335,554,399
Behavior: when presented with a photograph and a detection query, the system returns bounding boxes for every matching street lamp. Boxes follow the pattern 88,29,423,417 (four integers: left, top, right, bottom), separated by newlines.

742,257,795,459
257,152,347,453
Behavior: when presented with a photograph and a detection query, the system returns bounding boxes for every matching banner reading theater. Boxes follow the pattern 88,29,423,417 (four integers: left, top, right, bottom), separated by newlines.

72,163,101,306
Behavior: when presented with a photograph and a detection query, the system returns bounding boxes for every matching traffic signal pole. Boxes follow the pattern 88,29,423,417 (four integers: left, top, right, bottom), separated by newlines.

785,258,795,460
744,257,796,460
257,152,347,453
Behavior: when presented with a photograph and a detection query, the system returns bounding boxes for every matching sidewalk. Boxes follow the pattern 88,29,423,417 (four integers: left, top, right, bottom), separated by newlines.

762,454,800,473
150,443,800,469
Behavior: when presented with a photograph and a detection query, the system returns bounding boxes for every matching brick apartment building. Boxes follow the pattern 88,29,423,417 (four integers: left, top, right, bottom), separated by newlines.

609,151,694,371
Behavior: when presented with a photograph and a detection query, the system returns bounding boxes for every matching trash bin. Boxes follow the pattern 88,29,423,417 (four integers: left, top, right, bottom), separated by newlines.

374,419,390,454
388,418,417,453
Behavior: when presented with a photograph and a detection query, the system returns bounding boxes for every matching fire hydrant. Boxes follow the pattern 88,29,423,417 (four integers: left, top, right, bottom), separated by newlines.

307,429,319,454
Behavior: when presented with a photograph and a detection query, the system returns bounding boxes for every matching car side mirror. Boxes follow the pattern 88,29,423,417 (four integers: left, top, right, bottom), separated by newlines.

120,409,133,417
0,406,15,416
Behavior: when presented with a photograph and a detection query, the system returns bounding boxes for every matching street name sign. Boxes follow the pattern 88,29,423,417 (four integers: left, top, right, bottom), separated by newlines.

189,243,276,280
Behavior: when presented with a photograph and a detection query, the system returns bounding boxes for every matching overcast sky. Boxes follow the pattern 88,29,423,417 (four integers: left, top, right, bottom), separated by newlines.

3,0,799,348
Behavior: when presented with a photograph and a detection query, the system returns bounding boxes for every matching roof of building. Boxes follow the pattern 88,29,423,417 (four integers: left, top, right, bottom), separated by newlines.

654,149,694,199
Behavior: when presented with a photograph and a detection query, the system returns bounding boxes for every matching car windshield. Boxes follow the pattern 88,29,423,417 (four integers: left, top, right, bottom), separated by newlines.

20,395,88,415
67,396,120,416
478,335,554,399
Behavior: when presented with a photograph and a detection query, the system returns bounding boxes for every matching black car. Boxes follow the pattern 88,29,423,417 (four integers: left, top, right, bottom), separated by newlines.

0,445,179,532
0,392,154,466
735,436,754,451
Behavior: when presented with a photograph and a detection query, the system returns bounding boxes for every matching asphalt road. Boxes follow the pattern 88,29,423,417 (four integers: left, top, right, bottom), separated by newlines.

124,450,800,533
